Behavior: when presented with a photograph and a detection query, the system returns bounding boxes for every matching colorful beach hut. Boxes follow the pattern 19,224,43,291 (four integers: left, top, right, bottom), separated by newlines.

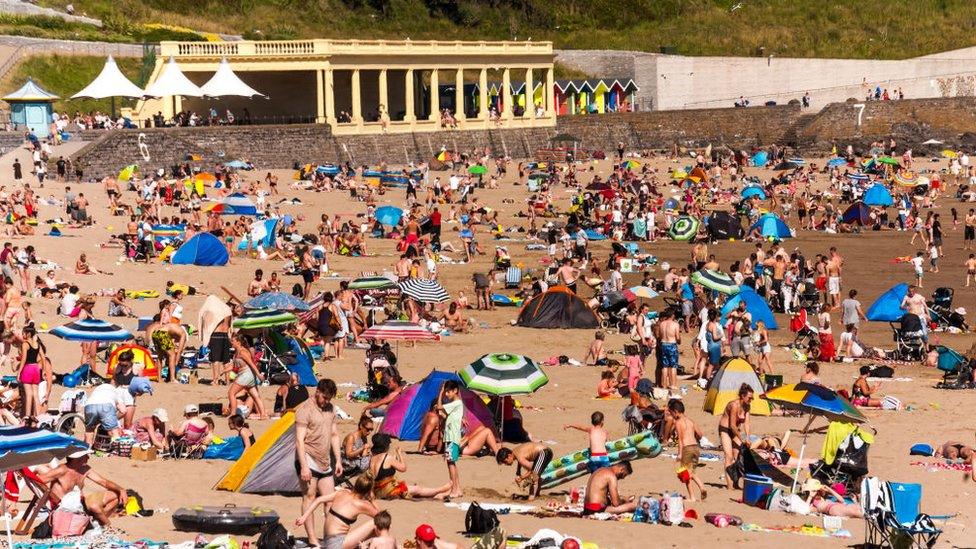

3,79,58,138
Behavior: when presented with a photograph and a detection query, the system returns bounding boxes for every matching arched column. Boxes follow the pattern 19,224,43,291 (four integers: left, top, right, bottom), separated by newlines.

525,68,535,119
502,68,513,120
351,68,362,125
429,69,440,121
478,68,488,120
404,69,416,122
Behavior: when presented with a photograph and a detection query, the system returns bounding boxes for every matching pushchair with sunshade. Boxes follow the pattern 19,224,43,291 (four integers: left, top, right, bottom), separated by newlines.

795,283,822,313
810,423,873,495
927,287,967,331
788,308,821,359
890,314,926,361
935,345,973,389
598,291,632,332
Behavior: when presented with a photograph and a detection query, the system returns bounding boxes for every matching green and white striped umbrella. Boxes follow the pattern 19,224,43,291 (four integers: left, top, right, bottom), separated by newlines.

668,215,700,241
232,308,298,329
691,269,740,296
460,353,549,396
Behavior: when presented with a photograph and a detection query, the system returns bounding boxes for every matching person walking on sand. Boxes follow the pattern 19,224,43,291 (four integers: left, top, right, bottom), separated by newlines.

657,310,681,393
295,378,343,549
719,384,754,489
564,411,609,473
966,254,976,287
670,399,706,502
436,380,464,499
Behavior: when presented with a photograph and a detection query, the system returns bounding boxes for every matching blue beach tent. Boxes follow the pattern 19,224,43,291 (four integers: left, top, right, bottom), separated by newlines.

171,233,229,266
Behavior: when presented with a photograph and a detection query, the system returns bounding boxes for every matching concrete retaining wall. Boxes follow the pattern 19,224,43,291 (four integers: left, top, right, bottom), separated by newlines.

69,97,976,178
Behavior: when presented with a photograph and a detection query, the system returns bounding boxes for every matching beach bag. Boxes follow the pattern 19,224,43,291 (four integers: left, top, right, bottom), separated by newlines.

660,493,684,525
464,502,499,535
257,522,291,549
51,509,89,537
870,365,894,378
882,395,901,410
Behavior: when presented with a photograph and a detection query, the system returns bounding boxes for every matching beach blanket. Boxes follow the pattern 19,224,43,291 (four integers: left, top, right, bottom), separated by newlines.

445,502,536,514
740,523,852,539
662,451,722,462
910,460,972,472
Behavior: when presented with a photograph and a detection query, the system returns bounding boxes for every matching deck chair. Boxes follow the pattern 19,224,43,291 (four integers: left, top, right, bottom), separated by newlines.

13,468,60,535
861,477,947,549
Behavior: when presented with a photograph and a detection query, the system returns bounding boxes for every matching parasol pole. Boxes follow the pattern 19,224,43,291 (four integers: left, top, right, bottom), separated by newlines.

790,414,817,494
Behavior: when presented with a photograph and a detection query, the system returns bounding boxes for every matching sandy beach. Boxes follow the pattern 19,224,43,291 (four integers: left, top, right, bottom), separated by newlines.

9,149,976,549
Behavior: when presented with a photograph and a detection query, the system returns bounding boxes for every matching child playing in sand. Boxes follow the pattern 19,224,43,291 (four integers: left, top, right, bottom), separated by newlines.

564,411,609,472
585,331,608,366
670,400,707,502
910,250,925,287
965,254,976,287
596,370,616,397
436,380,464,498
496,442,554,500
362,511,396,549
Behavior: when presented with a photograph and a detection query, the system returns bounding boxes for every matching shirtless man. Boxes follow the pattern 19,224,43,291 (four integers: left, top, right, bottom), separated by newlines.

827,246,843,310
247,269,266,297
582,462,638,515
557,258,580,294
691,242,708,270
900,285,929,338
145,316,186,382
495,442,554,500
395,254,411,281
657,310,681,392
37,450,126,528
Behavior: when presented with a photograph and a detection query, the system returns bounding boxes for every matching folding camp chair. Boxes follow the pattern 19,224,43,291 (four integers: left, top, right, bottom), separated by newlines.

13,468,59,535
861,477,948,549
505,266,522,289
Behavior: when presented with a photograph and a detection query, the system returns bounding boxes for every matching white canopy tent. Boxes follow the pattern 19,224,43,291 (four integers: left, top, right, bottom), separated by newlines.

144,57,203,98
200,58,266,98
72,55,144,99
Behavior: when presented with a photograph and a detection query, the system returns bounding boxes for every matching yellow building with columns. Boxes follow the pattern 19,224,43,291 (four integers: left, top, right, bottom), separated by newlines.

137,39,557,135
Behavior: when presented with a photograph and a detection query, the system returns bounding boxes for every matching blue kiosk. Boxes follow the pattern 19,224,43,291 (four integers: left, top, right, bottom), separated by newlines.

3,78,58,137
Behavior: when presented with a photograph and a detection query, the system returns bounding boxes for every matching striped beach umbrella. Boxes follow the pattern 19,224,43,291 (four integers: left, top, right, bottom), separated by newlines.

244,292,309,312
360,320,438,342
50,318,132,342
691,269,740,296
460,353,548,396
349,276,398,291
232,309,298,329
399,278,450,303
847,173,869,183
667,215,700,241
0,425,89,471
204,193,258,215
893,170,919,187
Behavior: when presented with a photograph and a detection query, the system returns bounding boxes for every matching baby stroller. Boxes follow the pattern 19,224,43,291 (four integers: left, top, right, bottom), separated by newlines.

598,291,632,332
891,314,926,361
789,308,821,359
795,283,822,313
809,425,872,495
927,287,967,331
365,344,402,400
935,345,974,389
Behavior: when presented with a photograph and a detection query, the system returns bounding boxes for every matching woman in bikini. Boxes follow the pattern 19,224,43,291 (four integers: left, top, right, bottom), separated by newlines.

719,384,754,490
295,474,380,549
225,333,268,419
804,479,863,518
367,433,451,500
851,365,883,408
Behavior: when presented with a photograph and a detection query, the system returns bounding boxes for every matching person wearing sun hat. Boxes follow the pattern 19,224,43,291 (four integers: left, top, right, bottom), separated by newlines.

36,448,127,529
802,478,863,518
133,408,169,450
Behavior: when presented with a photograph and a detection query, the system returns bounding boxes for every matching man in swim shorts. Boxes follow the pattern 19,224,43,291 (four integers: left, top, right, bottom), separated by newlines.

582,462,637,516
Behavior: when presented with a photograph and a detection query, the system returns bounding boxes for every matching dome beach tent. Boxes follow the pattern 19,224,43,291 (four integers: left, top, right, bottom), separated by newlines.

106,343,160,381
380,370,496,441
841,201,872,226
199,58,266,98
216,412,301,494
720,286,777,329
749,213,792,239
863,184,894,207
171,233,228,266
866,283,910,322
516,286,600,329
703,358,771,416
706,211,744,241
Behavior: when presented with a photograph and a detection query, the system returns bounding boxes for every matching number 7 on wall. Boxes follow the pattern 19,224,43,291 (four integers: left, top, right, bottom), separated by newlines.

852,103,865,128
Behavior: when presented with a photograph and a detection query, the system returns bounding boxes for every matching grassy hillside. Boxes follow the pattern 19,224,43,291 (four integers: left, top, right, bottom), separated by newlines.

2,55,144,114
34,0,976,59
